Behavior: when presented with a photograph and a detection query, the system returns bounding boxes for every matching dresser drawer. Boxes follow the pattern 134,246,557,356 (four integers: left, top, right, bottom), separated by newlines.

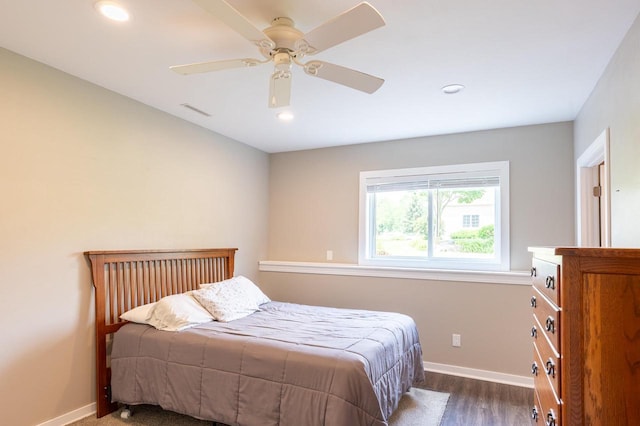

534,334,560,397
531,287,560,351
532,258,560,305
532,343,562,426
532,389,542,424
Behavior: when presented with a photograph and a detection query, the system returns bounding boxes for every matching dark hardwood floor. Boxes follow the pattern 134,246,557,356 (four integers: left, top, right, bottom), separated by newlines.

419,372,533,426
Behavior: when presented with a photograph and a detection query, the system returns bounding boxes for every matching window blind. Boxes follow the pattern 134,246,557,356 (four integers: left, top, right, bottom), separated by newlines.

365,171,500,193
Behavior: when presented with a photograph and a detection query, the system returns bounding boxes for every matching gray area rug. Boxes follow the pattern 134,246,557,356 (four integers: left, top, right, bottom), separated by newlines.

69,388,449,426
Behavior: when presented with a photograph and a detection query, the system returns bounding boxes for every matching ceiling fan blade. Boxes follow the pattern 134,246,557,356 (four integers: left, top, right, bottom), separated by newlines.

296,2,385,55
268,70,292,108
193,0,274,49
303,61,383,94
170,58,262,75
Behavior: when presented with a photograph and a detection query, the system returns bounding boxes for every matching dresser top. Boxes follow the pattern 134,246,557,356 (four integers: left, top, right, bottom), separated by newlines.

529,246,640,258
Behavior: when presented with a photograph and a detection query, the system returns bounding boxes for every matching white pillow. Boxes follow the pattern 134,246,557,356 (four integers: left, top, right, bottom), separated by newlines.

199,276,271,305
193,276,270,322
147,293,214,331
120,302,156,324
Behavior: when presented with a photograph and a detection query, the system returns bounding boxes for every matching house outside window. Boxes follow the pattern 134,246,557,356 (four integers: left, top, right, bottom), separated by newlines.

462,214,480,228
359,161,510,271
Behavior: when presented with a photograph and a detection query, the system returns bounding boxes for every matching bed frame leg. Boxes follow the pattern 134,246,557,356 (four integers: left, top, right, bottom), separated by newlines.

120,405,132,419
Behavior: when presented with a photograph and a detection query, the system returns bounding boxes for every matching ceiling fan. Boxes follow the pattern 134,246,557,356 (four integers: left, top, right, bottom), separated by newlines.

170,0,386,108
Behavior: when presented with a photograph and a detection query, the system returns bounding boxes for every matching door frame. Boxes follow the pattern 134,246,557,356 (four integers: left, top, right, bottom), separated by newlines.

576,128,611,247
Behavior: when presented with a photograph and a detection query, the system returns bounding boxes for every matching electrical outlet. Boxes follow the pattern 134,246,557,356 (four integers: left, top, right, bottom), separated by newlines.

452,334,461,347
326,250,333,261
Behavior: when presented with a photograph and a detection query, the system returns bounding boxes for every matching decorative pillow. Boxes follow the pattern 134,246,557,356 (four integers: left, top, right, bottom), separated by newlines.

120,302,156,324
199,276,271,305
193,276,271,322
147,292,214,331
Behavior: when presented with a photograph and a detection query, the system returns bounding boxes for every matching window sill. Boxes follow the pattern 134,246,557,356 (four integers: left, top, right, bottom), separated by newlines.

259,260,530,285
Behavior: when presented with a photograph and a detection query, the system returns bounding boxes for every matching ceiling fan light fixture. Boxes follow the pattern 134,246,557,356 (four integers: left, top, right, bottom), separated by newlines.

442,84,465,95
94,1,129,22
273,51,292,71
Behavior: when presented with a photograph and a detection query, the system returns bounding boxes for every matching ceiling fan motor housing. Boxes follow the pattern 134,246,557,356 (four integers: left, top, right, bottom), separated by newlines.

263,17,304,54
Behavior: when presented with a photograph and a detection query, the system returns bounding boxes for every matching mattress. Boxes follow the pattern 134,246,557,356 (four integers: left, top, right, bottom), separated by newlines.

110,301,425,426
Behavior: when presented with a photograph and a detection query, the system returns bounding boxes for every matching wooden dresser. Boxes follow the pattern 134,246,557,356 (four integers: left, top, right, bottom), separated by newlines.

529,247,640,426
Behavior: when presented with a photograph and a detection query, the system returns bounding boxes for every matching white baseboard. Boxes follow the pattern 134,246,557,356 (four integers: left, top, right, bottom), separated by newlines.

424,361,534,388
35,402,96,426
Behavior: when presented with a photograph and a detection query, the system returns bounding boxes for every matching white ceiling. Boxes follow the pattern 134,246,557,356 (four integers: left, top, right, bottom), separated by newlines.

1,1,639,153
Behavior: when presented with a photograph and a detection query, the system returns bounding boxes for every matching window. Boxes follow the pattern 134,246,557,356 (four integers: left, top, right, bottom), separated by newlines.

462,214,480,228
359,161,509,271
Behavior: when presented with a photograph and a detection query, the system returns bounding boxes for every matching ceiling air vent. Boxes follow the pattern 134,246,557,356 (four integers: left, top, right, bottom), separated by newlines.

180,103,211,117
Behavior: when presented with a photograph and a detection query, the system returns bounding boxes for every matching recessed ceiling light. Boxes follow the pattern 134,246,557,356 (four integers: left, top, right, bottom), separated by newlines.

442,84,465,95
276,111,294,121
94,1,130,22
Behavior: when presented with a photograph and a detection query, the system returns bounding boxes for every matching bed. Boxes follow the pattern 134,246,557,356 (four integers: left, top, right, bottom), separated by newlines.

86,248,424,425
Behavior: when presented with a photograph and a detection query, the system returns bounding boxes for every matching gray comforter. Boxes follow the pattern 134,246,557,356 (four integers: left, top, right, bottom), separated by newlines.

111,301,424,426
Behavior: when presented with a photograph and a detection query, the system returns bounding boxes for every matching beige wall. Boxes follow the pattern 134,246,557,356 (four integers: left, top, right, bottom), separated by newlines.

267,123,575,268
0,48,269,426
262,122,575,377
574,13,640,246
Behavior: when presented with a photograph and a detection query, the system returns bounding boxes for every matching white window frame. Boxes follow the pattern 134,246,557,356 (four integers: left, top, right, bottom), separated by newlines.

358,161,510,271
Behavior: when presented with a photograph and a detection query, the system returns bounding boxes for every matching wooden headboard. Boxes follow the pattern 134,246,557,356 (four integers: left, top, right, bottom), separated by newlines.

85,248,237,418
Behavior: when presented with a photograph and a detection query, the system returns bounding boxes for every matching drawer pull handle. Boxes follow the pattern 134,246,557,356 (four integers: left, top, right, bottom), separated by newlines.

531,326,537,338
545,358,556,377
545,275,555,289
531,362,538,376
545,316,555,333
546,409,557,426
531,267,537,277
531,405,539,421
531,296,537,308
